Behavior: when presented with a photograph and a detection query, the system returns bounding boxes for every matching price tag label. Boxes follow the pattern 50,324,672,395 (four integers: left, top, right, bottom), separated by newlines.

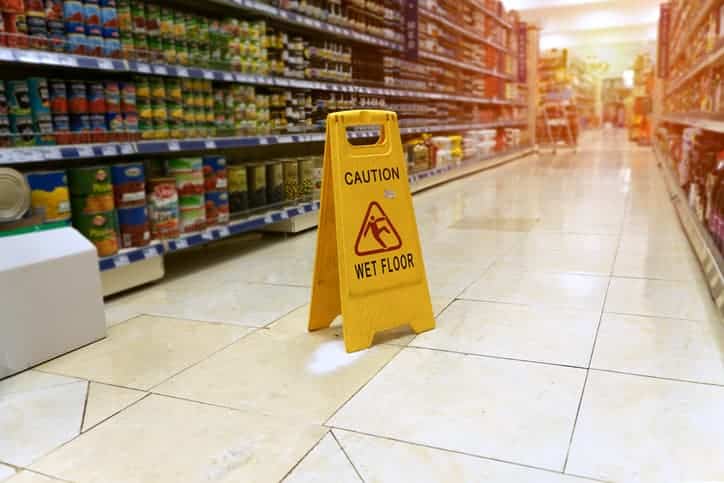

168,141,181,151
101,145,118,156
259,138,269,145
201,231,214,241
204,140,217,149
98,59,114,70
120,143,134,154
143,247,158,259
177,67,189,77
0,48,14,61
16,51,40,63
277,135,292,144
136,62,151,73
175,238,189,249
18,149,44,162
42,147,62,160
203,70,214,80
264,215,273,224
114,255,130,267
279,211,289,220
275,78,289,87
222,72,233,81
218,227,230,238
77,146,94,157
154,65,168,75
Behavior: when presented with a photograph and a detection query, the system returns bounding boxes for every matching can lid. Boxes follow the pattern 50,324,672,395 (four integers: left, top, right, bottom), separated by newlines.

0,168,31,222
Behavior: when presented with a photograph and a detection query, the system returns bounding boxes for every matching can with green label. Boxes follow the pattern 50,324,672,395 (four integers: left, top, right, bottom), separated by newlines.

282,158,300,201
72,209,119,257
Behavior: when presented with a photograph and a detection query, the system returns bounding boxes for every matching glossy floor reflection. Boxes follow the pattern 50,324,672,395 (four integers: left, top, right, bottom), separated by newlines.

3,129,724,483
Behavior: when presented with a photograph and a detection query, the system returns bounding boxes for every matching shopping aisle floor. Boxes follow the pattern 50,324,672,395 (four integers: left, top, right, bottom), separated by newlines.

3,129,724,483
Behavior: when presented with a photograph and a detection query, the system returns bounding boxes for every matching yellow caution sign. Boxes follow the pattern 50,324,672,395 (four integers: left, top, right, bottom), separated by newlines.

309,110,435,352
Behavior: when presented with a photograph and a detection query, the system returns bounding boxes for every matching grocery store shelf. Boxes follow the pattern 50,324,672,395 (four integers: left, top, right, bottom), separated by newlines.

666,43,724,96
215,0,402,50
0,121,525,165
419,8,509,54
419,51,513,79
0,46,511,106
98,145,533,275
654,143,724,314
669,0,719,63
470,0,512,29
658,113,724,134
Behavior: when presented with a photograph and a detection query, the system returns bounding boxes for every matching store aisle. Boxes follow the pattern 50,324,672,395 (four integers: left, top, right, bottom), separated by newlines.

3,129,724,483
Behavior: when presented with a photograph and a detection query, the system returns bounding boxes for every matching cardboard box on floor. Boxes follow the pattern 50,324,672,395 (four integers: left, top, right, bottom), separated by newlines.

0,227,106,379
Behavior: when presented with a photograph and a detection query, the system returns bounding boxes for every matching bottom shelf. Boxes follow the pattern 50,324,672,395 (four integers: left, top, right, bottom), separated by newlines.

653,143,724,315
101,146,536,295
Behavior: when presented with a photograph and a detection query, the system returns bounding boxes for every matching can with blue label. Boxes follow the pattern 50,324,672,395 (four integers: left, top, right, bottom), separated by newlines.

83,0,100,25
111,162,145,208
66,32,86,54
25,170,72,222
103,37,121,57
53,113,71,144
64,0,85,33
118,204,150,248
205,190,229,225
87,82,106,113
69,113,90,143
86,33,103,56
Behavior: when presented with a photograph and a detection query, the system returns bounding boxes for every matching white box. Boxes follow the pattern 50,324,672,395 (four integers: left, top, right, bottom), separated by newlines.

0,227,106,379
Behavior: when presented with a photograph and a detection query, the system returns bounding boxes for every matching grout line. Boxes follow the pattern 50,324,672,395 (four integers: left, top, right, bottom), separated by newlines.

277,430,330,483
330,430,366,482
602,310,719,324
78,380,91,434
325,426,610,483
81,390,152,433
589,367,724,389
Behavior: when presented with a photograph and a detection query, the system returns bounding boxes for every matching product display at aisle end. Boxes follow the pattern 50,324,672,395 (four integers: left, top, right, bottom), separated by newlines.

536,48,580,150
655,0,724,310
0,0,537,295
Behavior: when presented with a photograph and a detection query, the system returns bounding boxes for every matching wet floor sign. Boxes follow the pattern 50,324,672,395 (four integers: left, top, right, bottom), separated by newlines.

309,110,435,353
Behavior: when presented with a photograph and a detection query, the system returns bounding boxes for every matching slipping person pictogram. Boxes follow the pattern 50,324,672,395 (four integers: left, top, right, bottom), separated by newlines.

354,201,403,256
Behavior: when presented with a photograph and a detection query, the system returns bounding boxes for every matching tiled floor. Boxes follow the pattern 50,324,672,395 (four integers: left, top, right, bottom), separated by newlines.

3,129,724,482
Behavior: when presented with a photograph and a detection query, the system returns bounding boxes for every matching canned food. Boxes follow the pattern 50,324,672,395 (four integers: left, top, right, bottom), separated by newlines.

205,190,229,225
85,33,103,56
63,0,84,33
104,81,120,112
227,165,248,213
69,113,90,142
147,176,179,239
87,81,106,113
65,32,86,54
5,80,31,116
299,157,315,198
118,204,150,248
68,165,112,195
122,110,137,133
72,209,119,256
120,81,136,111
49,79,68,113
103,36,120,57
25,169,71,222
282,158,299,200
179,205,205,233
166,157,202,173
9,113,35,147
52,113,71,144
106,110,123,133
265,161,283,204
0,167,31,222
83,1,100,26
68,81,88,113
173,171,204,196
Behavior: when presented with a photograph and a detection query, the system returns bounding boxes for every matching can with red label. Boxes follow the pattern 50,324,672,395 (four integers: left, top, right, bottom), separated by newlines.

69,112,90,143
89,112,107,142
52,113,71,144
4,12,29,48
87,81,106,113
104,81,120,112
49,79,67,114
68,81,88,113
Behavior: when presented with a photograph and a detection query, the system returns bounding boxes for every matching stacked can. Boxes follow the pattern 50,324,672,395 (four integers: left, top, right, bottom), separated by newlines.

299,156,316,199
134,75,151,139
100,0,119,58
149,76,168,139
67,80,90,143
202,155,228,225
116,0,132,58
146,176,179,239
25,0,47,49
63,0,84,54
166,157,205,233
27,77,54,145
247,162,266,208
45,0,64,52
165,77,183,139
159,5,173,64
172,8,187,65
48,78,70,144
2,0,29,49
120,79,138,139
0,82,10,147
281,158,299,201
112,162,150,248
144,1,159,62
227,165,248,213
129,0,145,60
68,165,119,256
25,169,72,222
212,84,234,136
6,79,37,147
266,160,283,205
87,80,108,142
83,0,103,56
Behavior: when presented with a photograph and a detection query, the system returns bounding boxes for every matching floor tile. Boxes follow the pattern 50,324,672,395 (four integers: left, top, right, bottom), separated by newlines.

591,313,724,385
4,471,64,483
0,464,14,481
335,429,596,483
461,267,609,312
605,277,719,321
117,280,310,327
154,306,400,424
0,372,87,467
613,249,703,281
39,315,250,390
411,300,599,367
283,432,360,483
499,247,616,276
81,383,147,431
329,348,586,471
567,371,724,483
422,261,490,298
30,395,326,483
